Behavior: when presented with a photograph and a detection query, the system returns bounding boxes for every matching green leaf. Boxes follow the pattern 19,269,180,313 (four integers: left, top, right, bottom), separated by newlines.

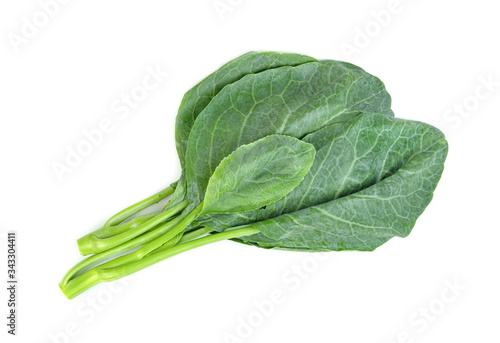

175,51,316,169
167,51,316,210
206,113,448,251
185,60,394,211
201,135,316,216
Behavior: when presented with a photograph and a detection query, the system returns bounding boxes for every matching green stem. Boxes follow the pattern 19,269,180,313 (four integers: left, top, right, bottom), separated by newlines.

59,215,184,288
97,203,204,269
60,227,260,299
103,185,175,228
89,211,160,239
141,203,204,254
75,185,175,252
77,200,189,256
177,227,213,245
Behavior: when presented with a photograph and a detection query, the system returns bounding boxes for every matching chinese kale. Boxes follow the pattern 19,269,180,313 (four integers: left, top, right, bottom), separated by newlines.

60,51,447,299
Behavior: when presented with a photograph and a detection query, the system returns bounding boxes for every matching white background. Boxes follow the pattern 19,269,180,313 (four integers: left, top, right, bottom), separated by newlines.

1,0,499,342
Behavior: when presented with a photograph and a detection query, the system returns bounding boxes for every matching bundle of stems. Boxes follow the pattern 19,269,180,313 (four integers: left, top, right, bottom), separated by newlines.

59,185,258,299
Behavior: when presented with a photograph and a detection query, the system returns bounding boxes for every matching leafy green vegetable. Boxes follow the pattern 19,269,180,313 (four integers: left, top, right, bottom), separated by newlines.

60,52,447,300
79,55,393,256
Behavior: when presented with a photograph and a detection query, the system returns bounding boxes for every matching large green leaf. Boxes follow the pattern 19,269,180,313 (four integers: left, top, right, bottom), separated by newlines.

175,51,316,169
230,113,448,251
185,60,394,212
167,51,316,209
201,135,315,216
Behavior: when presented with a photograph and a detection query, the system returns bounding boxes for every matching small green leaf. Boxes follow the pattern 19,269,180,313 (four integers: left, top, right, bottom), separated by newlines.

201,135,316,216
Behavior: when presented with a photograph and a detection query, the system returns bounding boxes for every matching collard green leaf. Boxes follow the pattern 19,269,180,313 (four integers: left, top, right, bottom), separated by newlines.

230,113,448,251
185,60,394,212
201,135,315,216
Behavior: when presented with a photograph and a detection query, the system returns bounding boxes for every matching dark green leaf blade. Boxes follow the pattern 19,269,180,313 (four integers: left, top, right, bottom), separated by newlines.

185,60,394,210
246,114,448,251
175,51,317,169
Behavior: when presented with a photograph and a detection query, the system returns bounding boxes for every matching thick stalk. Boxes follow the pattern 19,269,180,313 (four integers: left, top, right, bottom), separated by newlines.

60,227,260,299
59,215,184,288
77,200,189,256
76,185,175,251
98,203,204,269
